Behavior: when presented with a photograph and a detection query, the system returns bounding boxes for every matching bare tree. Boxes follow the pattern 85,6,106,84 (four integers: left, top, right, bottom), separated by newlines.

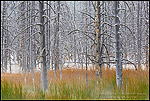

94,1,101,81
39,1,48,91
114,1,123,88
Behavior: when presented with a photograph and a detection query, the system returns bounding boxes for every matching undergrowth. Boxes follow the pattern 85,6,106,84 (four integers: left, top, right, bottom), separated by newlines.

1,68,149,100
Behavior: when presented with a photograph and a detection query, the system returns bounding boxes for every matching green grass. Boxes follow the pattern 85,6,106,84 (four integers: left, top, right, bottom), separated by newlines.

1,68,149,100
1,80,23,100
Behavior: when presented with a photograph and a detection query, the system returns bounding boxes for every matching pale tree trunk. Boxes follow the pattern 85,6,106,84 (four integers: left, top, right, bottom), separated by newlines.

53,1,56,77
94,1,101,82
77,48,80,79
60,54,64,80
89,1,94,69
39,1,48,92
131,3,137,68
145,1,149,70
85,1,88,87
20,36,23,71
29,1,33,73
1,3,3,73
137,1,141,70
99,1,105,78
114,1,123,88
73,1,76,65
54,1,60,78
81,48,83,79
1,1,6,73
56,1,60,78
45,1,50,70
48,1,51,71
25,55,27,84
7,4,11,73
3,1,8,73
124,4,127,68
31,1,35,90
9,50,11,73
26,1,29,72
19,1,26,72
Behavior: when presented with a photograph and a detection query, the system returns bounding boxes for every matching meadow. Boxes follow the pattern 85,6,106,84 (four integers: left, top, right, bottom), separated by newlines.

1,67,149,100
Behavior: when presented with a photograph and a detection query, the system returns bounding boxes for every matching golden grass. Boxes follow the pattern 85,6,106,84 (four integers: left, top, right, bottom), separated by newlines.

1,66,149,100
1,68,96,86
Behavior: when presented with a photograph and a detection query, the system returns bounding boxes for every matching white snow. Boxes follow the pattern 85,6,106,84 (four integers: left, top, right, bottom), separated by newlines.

4,64,22,73
2,59,147,74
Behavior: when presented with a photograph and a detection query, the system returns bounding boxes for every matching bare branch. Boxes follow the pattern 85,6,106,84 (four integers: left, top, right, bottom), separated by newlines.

90,1,96,11
44,2,56,14
7,1,25,18
9,23,42,46
121,59,137,70
78,11,95,20
16,9,39,21
24,31,41,43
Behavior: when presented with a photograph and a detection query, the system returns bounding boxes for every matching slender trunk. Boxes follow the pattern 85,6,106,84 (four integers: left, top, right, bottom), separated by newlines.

3,1,7,72
146,12,149,70
86,45,88,86
49,1,51,71
124,4,127,69
54,1,57,77
25,55,27,84
54,1,60,78
20,36,23,71
9,50,11,73
1,2,4,73
137,1,141,69
4,35,7,72
81,48,83,78
39,1,48,92
85,1,88,87
114,1,123,88
145,1,149,70
74,1,76,65
32,1,35,90
94,1,101,82
19,1,25,72
29,1,33,73
60,54,63,80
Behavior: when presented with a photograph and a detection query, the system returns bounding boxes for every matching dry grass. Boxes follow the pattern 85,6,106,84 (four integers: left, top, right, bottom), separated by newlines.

1,68,96,86
1,66,149,100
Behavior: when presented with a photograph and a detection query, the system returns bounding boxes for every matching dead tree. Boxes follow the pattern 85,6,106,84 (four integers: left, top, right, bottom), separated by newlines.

39,1,48,91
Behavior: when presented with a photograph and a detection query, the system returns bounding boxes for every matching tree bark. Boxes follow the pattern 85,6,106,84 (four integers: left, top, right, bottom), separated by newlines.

114,1,123,88
3,1,8,72
39,1,48,92
137,1,141,70
54,1,60,78
94,1,102,81
145,1,149,70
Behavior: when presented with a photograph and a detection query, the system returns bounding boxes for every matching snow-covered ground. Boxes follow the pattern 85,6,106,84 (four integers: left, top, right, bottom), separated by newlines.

1,55,147,74
2,63,147,74
2,64,23,73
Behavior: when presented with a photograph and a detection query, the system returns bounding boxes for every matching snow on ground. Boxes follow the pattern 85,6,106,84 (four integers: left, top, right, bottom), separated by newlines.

5,64,23,73
2,55,147,74
1,57,147,73
2,63,147,74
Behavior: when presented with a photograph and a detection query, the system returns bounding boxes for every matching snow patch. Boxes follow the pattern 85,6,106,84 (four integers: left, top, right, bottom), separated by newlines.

2,63,147,74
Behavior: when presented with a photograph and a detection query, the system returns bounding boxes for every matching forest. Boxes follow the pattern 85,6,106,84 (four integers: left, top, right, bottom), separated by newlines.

1,1,149,100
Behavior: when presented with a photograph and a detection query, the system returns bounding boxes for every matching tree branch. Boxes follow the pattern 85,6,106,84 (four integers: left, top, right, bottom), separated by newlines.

78,11,95,20
121,59,137,70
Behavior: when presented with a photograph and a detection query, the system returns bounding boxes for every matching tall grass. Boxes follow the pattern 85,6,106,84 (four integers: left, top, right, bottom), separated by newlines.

1,80,23,99
1,67,149,100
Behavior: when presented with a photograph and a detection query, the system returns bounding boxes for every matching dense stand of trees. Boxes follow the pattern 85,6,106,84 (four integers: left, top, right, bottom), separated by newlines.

1,1,149,91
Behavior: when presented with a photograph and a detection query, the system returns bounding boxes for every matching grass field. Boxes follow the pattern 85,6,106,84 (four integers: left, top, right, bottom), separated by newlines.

1,67,149,100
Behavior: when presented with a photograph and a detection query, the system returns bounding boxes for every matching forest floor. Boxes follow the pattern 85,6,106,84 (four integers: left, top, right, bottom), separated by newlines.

1,66,149,100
